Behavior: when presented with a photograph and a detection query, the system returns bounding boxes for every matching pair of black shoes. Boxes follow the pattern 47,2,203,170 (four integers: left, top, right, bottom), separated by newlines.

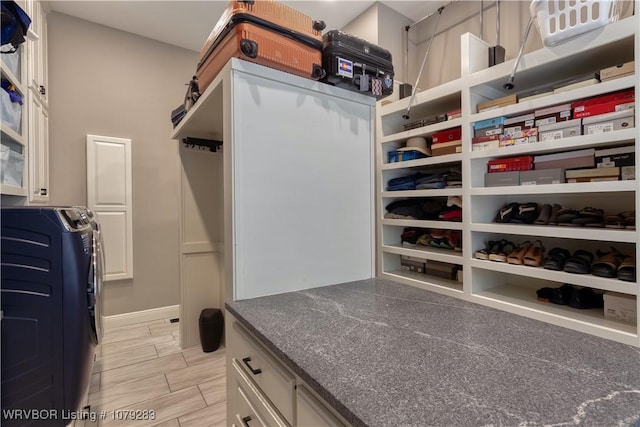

536,284,604,309
495,202,539,224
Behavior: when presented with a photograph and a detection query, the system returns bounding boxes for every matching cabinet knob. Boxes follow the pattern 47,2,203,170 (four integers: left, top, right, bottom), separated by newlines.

40,188,47,196
39,85,46,95
241,416,252,427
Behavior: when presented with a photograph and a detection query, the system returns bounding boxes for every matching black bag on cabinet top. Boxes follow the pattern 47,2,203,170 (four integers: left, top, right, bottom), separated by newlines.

321,30,394,99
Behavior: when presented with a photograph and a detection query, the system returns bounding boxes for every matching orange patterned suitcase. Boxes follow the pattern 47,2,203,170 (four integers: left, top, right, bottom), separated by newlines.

197,0,326,93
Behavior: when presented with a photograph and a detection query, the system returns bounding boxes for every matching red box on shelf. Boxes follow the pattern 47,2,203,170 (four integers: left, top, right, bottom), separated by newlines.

571,88,634,111
432,127,462,144
573,98,635,118
487,156,534,173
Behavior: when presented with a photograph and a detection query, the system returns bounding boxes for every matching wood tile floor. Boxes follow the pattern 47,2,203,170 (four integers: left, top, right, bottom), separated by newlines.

87,318,226,427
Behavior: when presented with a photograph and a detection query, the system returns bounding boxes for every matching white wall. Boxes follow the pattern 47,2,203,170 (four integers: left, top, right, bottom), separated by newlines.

48,12,198,315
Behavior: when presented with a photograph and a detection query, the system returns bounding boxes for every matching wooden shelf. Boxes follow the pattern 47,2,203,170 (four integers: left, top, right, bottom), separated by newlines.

380,118,462,144
470,223,638,243
0,58,26,95
381,188,462,198
470,180,637,196
381,153,462,170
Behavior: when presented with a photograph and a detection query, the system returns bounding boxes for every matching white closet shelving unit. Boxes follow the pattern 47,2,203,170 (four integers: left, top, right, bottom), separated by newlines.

376,14,639,346
172,59,376,348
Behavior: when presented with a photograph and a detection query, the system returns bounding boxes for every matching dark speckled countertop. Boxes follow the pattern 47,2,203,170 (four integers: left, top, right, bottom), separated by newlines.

226,278,640,427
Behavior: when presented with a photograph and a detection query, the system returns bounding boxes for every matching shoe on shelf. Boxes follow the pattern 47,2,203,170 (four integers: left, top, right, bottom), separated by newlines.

489,240,516,263
591,247,625,278
543,247,571,271
568,286,604,309
550,283,575,305
475,240,500,260
563,250,594,274
523,240,545,267
617,256,636,282
507,241,532,265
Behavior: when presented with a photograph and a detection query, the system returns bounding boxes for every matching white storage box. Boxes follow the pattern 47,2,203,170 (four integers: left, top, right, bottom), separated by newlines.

582,109,634,135
539,118,582,141
603,292,637,323
530,0,621,47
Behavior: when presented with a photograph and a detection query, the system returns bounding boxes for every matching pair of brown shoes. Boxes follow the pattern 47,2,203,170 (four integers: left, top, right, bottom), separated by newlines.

507,240,545,266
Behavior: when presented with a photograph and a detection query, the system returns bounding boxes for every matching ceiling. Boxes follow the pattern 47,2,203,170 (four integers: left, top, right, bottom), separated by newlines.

48,1,447,52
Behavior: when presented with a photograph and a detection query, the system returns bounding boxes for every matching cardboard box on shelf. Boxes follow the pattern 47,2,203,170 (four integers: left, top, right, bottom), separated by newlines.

499,128,538,147
534,148,595,170
534,103,572,127
520,168,565,185
503,113,535,134
477,94,518,113
595,145,635,168
473,116,506,137
401,256,426,274
604,292,637,323
432,127,462,144
583,109,635,134
538,118,582,141
487,155,534,173
431,140,462,156
600,61,635,81
621,166,635,181
485,171,520,187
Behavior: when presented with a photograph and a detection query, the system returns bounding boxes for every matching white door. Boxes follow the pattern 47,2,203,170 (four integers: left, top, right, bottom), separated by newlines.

86,134,133,281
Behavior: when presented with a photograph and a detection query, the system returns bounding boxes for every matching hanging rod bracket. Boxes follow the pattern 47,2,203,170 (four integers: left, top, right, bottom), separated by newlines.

181,137,223,152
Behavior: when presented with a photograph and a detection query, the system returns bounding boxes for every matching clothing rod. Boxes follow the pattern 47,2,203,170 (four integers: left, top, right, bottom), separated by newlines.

406,0,460,30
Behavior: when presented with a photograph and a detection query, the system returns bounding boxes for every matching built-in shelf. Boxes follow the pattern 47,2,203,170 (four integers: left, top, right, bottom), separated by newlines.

0,184,27,197
377,14,639,346
382,270,463,294
0,58,26,95
381,219,464,230
470,259,637,295
382,244,463,264
1,126,24,145
470,128,636,160
473,285,637,344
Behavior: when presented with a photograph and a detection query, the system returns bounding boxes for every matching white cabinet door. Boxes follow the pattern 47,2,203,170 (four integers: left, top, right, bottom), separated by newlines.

26,0,47,104
86,135,134,281
27,89,48,202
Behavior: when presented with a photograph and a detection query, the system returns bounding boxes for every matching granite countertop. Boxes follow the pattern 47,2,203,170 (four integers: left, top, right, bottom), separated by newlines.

226,278,640,427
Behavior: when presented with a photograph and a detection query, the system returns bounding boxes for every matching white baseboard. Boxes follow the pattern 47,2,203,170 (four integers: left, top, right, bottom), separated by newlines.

104,305,179,328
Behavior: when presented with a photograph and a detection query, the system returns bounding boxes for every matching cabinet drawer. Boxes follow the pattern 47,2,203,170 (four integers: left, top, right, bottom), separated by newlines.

231,360,288,427
296,383,345,427
230,320,295,423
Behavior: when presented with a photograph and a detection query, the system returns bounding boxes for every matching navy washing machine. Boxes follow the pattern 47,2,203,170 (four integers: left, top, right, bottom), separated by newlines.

1,207,104,426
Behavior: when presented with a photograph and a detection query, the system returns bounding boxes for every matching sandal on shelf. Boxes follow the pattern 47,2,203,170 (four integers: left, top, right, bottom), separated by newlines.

507,241,532,265
533,204,552,225
568,286,604,309
606,211,636,229
543,247,571,271
546,204,563,226
617,256,636,282
591,247,625,278
495,203,519,223
563,250,594,274
572,207,604,226
523,240,545,267
511,203,539,224
475,240,499,260
489,240,516,263
555,208,580,226
550,283,575,305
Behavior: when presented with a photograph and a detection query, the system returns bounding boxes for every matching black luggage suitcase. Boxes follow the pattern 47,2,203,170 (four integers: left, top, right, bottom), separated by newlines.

321,30,394,99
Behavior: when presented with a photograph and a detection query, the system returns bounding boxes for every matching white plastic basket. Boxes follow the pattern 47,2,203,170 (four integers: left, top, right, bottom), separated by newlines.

530,0,620,47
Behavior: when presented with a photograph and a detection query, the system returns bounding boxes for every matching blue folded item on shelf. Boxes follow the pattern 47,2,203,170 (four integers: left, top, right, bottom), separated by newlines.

416,181,446,190
386,182,417,191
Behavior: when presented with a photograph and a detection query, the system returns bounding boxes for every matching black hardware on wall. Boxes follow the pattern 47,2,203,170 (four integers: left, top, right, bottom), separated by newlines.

181,137,223,152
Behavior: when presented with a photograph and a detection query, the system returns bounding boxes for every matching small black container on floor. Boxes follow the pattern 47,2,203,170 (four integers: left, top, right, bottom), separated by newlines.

199,308,224,352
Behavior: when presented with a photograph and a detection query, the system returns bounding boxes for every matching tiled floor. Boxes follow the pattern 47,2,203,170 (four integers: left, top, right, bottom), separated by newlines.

87,318,226,427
